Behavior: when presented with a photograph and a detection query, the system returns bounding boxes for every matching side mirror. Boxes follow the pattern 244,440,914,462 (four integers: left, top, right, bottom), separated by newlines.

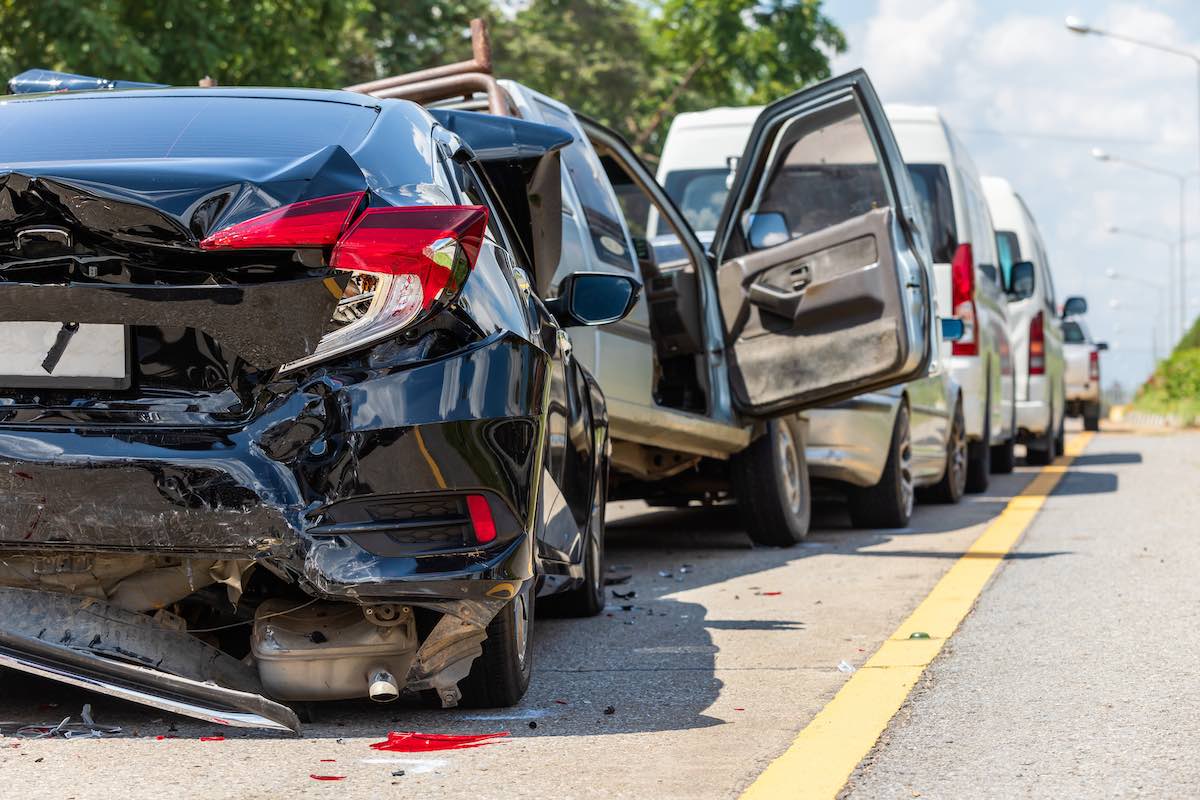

1062,296,1088,317
1007,260,1036,301
1096,342,1109,352
940,317,965,342
545,272,641,327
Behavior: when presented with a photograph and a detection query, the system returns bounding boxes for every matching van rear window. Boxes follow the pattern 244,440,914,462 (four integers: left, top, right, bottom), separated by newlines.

1063,321,1086,344
908,163,957,263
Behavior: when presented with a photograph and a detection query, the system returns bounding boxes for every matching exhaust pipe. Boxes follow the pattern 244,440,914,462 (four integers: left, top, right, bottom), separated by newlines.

368,668,400,703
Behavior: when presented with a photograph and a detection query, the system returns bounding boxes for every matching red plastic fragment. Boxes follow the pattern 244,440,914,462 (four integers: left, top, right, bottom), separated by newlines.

760,591,782,596
310,775,346,781
553,699,569,705
199,735,225,742
733,708,745,712
368,731,510,752
319,759,337,763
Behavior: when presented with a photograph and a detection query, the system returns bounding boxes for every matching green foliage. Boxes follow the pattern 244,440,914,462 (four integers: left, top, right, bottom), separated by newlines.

1135,316,1200,424
1173,313,1200,354
0,0,843,155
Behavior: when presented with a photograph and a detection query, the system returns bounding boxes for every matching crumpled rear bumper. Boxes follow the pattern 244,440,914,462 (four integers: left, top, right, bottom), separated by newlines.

0,333,546,610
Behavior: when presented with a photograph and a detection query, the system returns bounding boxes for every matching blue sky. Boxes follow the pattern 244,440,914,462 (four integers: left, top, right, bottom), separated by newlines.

823,1,1200,391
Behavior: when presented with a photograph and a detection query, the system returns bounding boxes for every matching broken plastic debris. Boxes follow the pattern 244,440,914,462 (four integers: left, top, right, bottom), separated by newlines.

603,706,616,715
908,631,931,639
657,570,672,578
837,660,856,674
17,704,121,739
612,590,636,600
199,735,226,741
553,699,569,705
310,775,346,781
369,731,510,752
759,591,782,596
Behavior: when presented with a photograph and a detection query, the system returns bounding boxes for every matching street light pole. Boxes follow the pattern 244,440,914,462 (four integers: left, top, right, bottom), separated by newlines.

1106,224,1177,347
1069,16,1200,333
1105,268,1166,362
1092,150,1192,339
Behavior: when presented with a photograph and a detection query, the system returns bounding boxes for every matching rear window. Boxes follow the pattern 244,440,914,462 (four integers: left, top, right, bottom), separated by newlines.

663,168,730,234
907,163,957,263
1063,321,1086,344
0,96,378,162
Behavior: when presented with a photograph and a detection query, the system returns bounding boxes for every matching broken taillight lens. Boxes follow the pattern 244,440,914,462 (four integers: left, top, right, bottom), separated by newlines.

200,195,488,371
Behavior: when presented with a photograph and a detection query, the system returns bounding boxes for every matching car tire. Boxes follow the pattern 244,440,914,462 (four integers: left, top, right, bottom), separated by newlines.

550,475,607,618
1055,414,1066,455
1026,404,1055,466
731,416,811,546
920,399,967,505
849,403,914,529
458,583,534,708
1083,401,1101,432
965,389,990,494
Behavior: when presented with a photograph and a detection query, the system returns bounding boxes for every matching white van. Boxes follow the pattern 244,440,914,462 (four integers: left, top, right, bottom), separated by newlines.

656,106,969,527
885,105,1016,490
982,176,1066,463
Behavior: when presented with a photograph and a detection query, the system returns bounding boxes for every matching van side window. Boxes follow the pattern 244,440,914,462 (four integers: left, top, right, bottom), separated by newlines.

533,100,635,272
961,175,1000,286
995,230,1020,288
743,97,890,249
908,164,957,263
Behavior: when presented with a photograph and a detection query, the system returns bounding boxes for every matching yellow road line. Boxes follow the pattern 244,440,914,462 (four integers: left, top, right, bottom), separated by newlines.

740,432,1095,800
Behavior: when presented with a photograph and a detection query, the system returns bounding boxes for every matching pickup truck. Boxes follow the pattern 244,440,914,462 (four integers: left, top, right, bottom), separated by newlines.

359,34,937,549
1063,313,1107,431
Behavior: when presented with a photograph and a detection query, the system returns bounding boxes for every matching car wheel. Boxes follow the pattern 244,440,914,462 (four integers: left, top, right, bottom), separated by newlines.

731,416,811,546
920,399,967,504
1026,404,1055,466
458,582,534,708
552,480,606,618
849,403,914,528
1083,401,1101,432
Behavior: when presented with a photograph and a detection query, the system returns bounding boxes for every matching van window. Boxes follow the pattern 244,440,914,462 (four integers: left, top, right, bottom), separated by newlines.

1063,321,1086,344
907,164,957,263
744,98,890,248
960,173,1000,286
533,100,633,271
662,168,730,234
996,230,1021,288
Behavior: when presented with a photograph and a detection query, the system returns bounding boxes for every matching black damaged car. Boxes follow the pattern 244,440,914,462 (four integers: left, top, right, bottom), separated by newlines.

0,87,638,731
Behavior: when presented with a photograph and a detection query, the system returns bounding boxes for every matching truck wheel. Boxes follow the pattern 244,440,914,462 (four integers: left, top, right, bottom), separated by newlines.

731,416,811,546
849,404,914,528
1083,402,1101,432
458,583,534,708
921,399,967,504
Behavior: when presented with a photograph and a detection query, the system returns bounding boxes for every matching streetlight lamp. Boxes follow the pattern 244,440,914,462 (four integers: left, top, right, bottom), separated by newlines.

1105,267,1165,361
1092,149,1192,338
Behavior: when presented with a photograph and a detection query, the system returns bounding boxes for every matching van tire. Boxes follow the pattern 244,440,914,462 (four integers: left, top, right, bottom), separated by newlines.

966,389,990,493
1083,402,1101,432
732,417,811,546
849,404,914,529
1026,404,1055,466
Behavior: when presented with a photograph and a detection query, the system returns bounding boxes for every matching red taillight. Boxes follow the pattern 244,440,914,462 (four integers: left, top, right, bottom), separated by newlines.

1029,310,1045,375
1089,349,1100,381
950,243,978,356
331,206,488,310
466,494,497,544
199,191,364,250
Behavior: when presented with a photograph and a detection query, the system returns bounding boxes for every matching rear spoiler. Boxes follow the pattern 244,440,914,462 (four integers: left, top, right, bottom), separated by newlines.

8,69,166,94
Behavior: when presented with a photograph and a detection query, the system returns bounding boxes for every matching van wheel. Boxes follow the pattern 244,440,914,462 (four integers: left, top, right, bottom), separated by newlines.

921,399,967,504
732,417,811,546
849,404,914,529
458,583,534,708
1083,402,1101,432
1055,417,1066,454
965,390,990,493
990,402,1016,474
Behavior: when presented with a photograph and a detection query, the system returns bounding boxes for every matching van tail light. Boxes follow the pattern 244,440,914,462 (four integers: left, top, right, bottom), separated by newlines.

1089,349,1100,382
466,494,497,544
200,194,488,371
950,243,978,356
1028,311,1045,375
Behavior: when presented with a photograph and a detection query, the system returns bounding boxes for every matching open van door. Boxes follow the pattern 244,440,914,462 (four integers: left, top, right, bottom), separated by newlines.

711,69,933,417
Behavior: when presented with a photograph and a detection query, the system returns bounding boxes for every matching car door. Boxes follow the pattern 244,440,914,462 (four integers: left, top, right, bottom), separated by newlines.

710,69,933,417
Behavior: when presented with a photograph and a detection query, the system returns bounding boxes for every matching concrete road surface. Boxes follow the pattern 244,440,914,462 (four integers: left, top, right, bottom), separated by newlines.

0,427,1188,799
